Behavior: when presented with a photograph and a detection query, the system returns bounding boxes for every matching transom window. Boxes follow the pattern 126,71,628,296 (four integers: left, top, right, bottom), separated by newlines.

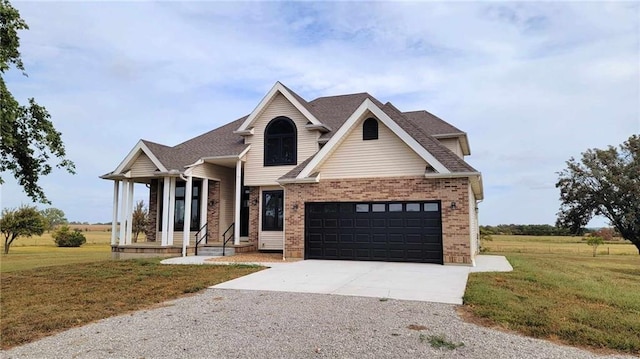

363,118,378,140
264,117,297,166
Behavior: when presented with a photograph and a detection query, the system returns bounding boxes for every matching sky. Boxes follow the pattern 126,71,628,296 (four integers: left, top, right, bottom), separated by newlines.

1,1,638,226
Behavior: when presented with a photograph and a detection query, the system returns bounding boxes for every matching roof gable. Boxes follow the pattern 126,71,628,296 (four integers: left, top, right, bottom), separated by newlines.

113,140,168,175
236,82,322,132
296,99,450,179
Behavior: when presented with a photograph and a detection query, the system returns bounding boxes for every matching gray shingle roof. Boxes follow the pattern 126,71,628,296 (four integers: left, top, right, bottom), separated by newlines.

123,84,478,175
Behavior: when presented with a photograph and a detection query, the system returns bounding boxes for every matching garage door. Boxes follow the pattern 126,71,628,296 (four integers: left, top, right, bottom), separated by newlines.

305,201,443,264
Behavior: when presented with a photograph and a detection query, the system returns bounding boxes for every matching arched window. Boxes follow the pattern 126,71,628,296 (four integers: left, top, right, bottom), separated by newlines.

363,118,378,140
264,117,297,166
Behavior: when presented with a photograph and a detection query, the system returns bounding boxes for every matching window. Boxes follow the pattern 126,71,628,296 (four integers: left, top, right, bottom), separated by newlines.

264,117,297,166
158,180,201,230
389,203,403,212
424,203,439,212
356,204,369,212
406,203,421,212
363,118,378,140
372,204,386,212
262,190,284,231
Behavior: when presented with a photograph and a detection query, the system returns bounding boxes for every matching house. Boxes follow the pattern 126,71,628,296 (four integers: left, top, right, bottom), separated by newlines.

101,82,483,265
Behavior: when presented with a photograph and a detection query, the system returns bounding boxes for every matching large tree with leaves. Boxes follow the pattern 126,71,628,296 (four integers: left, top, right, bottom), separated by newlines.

556,134,640,254
1,0,75,204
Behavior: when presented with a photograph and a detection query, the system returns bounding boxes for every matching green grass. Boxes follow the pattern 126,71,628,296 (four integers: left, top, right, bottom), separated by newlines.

1,244,112,272
1,259,263,349
465,245,640,354
422,334,464,350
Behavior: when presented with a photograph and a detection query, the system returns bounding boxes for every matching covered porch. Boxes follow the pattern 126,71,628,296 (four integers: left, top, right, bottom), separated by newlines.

101,144,255,259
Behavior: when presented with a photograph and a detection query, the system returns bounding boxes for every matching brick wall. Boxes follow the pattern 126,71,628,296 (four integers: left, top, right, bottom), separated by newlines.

146,179,158,242
283,176,471,264
248,187,259,245
207,180,220,242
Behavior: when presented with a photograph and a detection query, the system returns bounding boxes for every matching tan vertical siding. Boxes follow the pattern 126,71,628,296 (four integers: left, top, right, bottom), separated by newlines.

319,118,427,179
439,138,463,158
129,153,158,177
244,93,320,186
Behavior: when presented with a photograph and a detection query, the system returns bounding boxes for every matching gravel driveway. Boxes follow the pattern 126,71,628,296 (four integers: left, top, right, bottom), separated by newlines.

2,289,632,359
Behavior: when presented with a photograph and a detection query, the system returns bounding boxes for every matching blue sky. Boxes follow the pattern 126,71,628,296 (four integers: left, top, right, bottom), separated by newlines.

2,1,638,226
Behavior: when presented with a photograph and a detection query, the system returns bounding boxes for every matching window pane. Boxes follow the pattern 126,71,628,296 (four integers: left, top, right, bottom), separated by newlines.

356,204,369,212
175,186,185,198
389,203,402,212
406,203,420,212
324,203,338,213
174,199,185,228
265,138,280,164
424,203,439,212
372,204,386,212
262,191,284,231
282,136,295,163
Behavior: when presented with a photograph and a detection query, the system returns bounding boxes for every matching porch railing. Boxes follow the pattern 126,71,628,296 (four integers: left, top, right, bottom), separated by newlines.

194,222,208,256
222,222,234,256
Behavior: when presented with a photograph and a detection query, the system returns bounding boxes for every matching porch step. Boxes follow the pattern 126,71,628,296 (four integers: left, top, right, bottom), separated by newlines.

197,246,235,257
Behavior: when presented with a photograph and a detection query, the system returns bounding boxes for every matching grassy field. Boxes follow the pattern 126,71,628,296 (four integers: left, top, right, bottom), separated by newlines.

1,259,263,349
464,235,640,355
1,226,149,272
483,235,638,256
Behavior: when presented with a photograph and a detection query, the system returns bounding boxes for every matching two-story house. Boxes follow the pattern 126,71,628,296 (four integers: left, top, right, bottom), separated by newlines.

101,82,483,265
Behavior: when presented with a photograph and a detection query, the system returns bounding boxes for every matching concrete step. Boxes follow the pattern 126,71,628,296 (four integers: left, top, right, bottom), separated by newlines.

196,246,235,256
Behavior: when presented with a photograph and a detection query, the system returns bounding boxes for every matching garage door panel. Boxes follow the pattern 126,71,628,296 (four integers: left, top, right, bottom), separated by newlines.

305,201,443,264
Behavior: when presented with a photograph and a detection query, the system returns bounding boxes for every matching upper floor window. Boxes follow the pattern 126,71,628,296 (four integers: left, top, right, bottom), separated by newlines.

264,117,297,166
363,118,378,140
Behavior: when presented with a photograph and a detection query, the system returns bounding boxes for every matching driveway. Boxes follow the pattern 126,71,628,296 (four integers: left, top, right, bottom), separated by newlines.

213,256,512,304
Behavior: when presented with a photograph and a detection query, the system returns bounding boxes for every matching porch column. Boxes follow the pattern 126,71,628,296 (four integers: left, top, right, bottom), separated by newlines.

200,179,208,243
182,175,193,257
125,180,134,245
118,180,129,245
234,160,241,245
111,180,120,245
161,176,171,246
167,177,176,246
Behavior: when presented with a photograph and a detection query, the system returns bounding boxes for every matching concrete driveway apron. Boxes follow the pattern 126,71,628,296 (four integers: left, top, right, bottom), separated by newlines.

213,259,473,304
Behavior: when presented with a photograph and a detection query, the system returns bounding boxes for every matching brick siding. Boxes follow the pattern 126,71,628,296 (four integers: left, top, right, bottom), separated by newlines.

207,180,220,242
282,176,471,264
146,179,158,241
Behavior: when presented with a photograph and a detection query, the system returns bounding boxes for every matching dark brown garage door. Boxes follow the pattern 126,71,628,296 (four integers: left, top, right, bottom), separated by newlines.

305,201,443,264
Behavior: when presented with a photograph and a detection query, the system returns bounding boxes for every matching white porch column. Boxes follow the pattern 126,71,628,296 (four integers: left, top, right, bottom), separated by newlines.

118,180,129,245
234,160,241,245
182,175,193,257
161,177,170,246
111,180,120,245
167,177,176,246
200,179,208,240
125,180,134,245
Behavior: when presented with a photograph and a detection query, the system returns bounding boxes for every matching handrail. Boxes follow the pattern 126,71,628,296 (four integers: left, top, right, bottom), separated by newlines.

222,222,235,256
194,222,208,256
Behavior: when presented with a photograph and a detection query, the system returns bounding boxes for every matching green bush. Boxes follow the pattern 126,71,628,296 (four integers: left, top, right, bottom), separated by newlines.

52,225,87,247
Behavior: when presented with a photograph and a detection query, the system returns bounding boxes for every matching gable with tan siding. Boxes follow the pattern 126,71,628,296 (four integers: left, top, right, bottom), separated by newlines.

244,93,320,186
319,117,428,179
128,153,158,177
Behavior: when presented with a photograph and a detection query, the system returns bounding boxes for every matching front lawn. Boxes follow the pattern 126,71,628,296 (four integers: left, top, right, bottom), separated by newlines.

464,253,640,354
0,259,263,349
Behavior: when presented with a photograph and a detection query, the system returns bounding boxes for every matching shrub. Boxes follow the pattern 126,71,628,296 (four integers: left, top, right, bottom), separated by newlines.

52,225,87,247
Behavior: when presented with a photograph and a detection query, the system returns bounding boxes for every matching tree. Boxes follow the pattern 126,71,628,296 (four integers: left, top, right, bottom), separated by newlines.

1,0,75,204
52,225,86,247
132,200,148,242
40,207,67,232
586,236,604,257
556,135,640,254
0,205,45,254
